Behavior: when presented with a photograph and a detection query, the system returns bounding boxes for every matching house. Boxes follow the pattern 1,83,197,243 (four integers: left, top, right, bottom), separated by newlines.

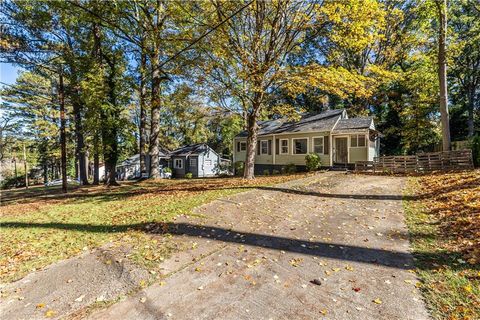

116,148,170,180
232,109,381,174
169,143,221,178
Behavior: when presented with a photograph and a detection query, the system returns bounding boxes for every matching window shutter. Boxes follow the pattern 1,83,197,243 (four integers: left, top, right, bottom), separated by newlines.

268,140,272,155
236,142,240,152
275,139,279,154
324,137,329,155
257,142,261,155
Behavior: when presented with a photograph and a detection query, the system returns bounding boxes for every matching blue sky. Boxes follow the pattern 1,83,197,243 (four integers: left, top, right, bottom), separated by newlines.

0,63,22,86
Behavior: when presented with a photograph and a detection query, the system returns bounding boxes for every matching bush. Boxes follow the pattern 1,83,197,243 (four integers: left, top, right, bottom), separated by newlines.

305,153,321,171
163,167,172,173
185,172,193,179
234,161,245,176
284,163,297,174
469,135,480,167
272,169,280,175
263,169,270,176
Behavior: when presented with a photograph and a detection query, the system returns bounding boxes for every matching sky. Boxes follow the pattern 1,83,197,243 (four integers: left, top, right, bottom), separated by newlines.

0,63,21,86
0,63,23,107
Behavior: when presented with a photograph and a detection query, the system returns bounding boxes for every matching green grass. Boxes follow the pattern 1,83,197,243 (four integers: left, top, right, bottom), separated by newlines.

0,175,305,283
403,177,480,320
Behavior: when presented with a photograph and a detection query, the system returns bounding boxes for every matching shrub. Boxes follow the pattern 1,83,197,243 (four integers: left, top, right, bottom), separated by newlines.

185,172,193,179
305,153,321,171
163,167,172,173
284,163,296,174
234,161,245,176
469,135,480,167
272,169,280,175
263,169,270,176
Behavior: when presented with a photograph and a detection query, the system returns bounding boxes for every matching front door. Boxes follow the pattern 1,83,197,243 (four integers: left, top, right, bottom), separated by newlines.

334,137,348,163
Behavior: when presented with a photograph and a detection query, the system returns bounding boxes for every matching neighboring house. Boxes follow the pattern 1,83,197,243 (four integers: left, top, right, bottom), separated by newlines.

116,148,170,180
169,143,220,178
233,109,381,173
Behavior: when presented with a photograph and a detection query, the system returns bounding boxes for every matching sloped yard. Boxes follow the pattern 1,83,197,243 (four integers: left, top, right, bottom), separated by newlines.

404,170,480,319
0,174,305,284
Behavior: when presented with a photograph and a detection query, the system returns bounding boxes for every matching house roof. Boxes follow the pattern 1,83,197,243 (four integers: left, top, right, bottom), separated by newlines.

118,147,170,167
236,109,345,137
332,117,374,132
170,143,216,157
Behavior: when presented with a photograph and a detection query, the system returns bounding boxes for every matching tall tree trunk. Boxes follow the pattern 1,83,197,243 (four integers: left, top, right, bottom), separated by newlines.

23,143,28,189
467,89,475,138
102,55,120,186
149,52,161,179
72,96,89,184
139,47,148,177
437,0,451,151
59,72,68,193
93,131,100,185
244,114,259,179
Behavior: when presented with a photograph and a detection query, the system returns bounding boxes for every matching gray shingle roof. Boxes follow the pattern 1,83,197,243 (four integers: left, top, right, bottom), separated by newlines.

236,109,344,137
170,143,214,157
333,117,373,131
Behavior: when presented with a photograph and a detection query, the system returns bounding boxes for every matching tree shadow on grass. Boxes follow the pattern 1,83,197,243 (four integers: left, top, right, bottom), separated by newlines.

3,175,478,207
1,220,474,272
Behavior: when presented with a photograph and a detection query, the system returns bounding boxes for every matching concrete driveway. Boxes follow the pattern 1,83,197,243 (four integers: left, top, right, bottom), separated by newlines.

89,172,429,320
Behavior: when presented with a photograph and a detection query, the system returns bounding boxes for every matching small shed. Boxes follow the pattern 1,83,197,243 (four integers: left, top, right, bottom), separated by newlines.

169,143,220,178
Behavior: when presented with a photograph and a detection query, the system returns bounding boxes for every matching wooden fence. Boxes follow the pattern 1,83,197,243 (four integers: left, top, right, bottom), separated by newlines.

355,149,474,174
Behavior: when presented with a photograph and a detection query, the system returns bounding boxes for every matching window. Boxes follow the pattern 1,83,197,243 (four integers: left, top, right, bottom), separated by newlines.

189,158,197,166
351,134,366,147
239,141,246,151
174,159,183,169
280,139,289,154
260,140,269,155
313,137,324,154
293,138,308,154
204,159,212,166
237,141,247,152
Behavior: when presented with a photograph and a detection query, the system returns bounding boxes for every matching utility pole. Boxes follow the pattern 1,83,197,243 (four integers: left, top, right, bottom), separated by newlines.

23,143,28,189
59,72,68,193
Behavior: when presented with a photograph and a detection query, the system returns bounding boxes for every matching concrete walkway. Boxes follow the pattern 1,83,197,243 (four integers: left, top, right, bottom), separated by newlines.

89,172,430,320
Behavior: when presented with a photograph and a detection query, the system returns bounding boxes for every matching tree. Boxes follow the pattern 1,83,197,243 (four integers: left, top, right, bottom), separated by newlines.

436,0,451,150
205,0,317,179
450,0,480,138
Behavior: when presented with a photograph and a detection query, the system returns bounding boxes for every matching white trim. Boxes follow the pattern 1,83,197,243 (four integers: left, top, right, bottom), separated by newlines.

292,137,309,155
173,158,183,169
272,135,276,164
260,140,269,155
279,138,289,155
239,141,247,151
312,136,325,154
350,134,367,148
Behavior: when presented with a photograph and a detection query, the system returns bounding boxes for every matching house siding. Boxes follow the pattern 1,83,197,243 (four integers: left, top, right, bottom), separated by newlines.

234,132,331,168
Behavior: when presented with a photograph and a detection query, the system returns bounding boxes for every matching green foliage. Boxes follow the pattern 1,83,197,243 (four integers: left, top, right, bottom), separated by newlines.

305,153,321,171
262,169,270,176
234,161,244,176
163,167,172,174
185,172,193,179
272,169,280,175
283,163,297,174
469,135,480,167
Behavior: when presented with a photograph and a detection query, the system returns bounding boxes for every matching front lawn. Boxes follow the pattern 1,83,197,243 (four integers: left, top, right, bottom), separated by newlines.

0,174,305,283
404,170,480,319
